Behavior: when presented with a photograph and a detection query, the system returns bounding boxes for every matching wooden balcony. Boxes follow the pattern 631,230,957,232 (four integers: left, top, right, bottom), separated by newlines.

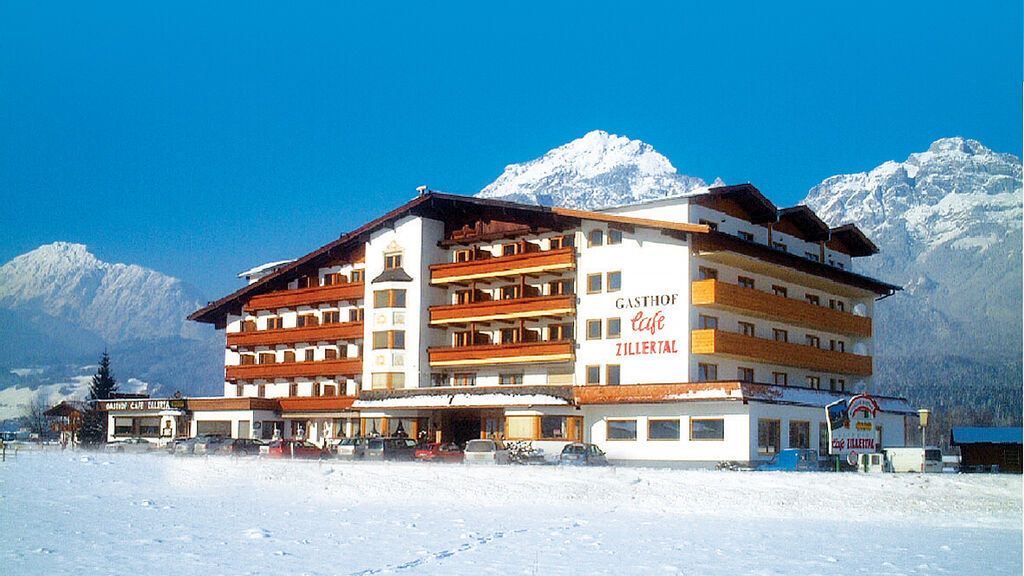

430,248,575,284
227,322,364,349
692,279,872,338
428,340,574,367
691,329,871,376
244,282,364,312
225,358,363,381
429,295,575,325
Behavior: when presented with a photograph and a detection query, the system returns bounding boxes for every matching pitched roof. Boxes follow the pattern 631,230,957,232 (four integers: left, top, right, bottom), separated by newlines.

951,427,1023,445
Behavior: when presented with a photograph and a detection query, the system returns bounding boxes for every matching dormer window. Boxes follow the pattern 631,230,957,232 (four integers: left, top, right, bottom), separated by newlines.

699,219,719,232
738,231,754,242
501,244,519,257
385,252,402,269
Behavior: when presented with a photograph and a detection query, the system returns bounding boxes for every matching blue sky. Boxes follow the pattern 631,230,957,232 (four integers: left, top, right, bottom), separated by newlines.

1,1,1020,300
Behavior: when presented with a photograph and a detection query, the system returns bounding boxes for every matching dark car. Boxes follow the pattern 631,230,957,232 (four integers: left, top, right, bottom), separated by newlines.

193,434,227,455
219,438,264,456
364,437,418,461
414,442,464,463
558,443,609,466
266,439,329,459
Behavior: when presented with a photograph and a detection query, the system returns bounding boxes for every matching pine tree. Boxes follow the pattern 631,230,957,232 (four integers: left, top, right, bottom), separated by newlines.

80,350,119,446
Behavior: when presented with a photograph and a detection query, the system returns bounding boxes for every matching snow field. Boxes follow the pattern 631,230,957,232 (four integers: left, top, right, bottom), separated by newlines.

1,452,1020,575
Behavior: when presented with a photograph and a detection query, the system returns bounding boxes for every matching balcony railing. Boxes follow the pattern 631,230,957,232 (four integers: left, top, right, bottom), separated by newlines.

227,321,364,349
429,295,575,325
225,358,363,381
430,247,575,284
690,329,871,376
244,282,364,312
692,279,871,338
427,340,574,367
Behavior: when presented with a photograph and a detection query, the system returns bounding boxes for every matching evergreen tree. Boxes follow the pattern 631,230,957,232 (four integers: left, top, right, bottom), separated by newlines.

80,350,119,446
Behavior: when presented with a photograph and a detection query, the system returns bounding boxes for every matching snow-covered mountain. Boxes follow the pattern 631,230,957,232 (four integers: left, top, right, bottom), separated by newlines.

477,130,710,209
803,137,1022,361
0,243,222,419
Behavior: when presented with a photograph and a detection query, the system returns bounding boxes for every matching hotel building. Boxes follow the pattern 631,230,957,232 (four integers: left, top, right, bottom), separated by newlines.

106,186,916,466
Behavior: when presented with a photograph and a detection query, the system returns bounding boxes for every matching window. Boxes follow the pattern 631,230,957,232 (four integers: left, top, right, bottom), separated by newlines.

608,228,623,244
773,372,788,386
541,416,568,439
289,383,298,396
499,373,523,386
372,330,405,349
257,384,265,397
349,308,364,322
806,335,820,348
501,243,518,257
690,418,725,441
454,249,471,263
586,365,601,385
805,294,820,306
829,378,846,392
550,235,574,250
698,315,718,330
606,318,621,339
239,354,256,365
698,266,718,280
738,276,755,289
259,352,276,365
806,376,820,389
789,421,810,449
322,273,342,286
606,419,637,441
586,273,602,294
829,340,846,353
549,323,574,341
296,314,319,328
384,252,402,269
499,285,520,300
314,382,323,396
805,252,820,262
773,328,788,342
304,349,315,362
606,364,620,386
549,279,574,295
297,276,315,289
324,348,337,360
738,367,755,382
323,311,341,324
697,363,718,382
738,230,754,242
266,317,284,330
586,319,602,340
500,327,520,344
819,423,830,456
374,289,406,308
771,285,788,298
829,299,845,312
283,351,295,363
698,219,719,231
241,320,256,332
587,229,604,247
371,372,406,390
350,270,364,283
739,321,755,337
607,271,622,292
758,419,781,455
649,419,681,441
452,373,475,387
773,242,787,252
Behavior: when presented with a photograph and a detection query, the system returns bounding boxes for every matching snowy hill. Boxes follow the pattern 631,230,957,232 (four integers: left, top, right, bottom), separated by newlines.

477,130,709,209
0,243,222,419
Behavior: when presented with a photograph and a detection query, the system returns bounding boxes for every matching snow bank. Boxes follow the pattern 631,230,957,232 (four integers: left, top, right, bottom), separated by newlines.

1,452,1020,575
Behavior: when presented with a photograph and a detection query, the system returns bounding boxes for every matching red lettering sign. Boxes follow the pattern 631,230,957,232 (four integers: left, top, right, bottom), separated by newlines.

631,310,665,336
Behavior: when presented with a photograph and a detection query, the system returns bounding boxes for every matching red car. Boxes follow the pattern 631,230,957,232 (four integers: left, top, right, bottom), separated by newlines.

414,442,464,463
266,439,329,459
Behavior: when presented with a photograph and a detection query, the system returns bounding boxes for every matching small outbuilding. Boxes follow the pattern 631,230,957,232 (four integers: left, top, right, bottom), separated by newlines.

950,427,1023,473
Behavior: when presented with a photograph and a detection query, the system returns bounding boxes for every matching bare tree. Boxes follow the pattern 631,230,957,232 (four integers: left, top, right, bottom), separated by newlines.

24,394,52,441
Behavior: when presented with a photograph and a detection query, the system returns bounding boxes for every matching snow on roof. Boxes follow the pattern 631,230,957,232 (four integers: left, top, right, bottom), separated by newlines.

237,260,295,279
951,427,1023,445
353,393,569,409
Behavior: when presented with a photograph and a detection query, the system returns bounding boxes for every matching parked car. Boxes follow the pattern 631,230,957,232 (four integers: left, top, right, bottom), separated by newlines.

335,437,369,460
165,437,191,454
463,439,510,464
193,434,227,455
266,439,329,459
558,442,609,466
173,437,200,455
414,442,464,463
104,438,154,453
757,449,820,471
219,438,264,456
364,437,419,461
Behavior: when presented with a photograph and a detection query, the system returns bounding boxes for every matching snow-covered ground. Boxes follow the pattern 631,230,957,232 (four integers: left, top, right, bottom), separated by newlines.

1,452,1020,575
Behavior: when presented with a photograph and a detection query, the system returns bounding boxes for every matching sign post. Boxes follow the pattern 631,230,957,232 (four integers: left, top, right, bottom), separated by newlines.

826,394,880,469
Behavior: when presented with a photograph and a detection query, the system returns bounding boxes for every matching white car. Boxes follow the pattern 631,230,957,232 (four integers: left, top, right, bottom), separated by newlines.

104,438,154,453
463,439,509,464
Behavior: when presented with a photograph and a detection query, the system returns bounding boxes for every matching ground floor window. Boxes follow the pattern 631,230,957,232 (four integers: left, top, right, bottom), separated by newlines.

818,421,830,456
197,420,231,437
505,416,537,439
259,420,284,440
758,419,781,455
648,419,681,441
689,418,724,441
112,416,162,437
607,419,637,441
789,420,810,449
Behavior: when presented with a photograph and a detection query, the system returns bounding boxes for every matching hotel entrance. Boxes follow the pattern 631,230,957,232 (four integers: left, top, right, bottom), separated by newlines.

432,409,505,446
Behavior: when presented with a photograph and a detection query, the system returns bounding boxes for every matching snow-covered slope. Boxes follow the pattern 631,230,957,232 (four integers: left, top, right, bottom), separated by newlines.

477,130,708,209
803,137,1022,361
0,243,223,417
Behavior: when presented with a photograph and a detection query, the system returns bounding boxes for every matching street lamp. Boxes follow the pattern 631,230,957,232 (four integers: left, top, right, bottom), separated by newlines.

917,409,931,447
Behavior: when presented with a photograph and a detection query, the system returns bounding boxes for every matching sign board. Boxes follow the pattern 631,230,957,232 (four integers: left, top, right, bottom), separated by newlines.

826,394,880,457
613,293,681,358
104,398,186,412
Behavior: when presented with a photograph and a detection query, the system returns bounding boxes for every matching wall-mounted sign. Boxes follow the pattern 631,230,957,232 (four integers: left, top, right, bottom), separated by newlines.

614,292,680,357
826,394,880,458
105,399,183,412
